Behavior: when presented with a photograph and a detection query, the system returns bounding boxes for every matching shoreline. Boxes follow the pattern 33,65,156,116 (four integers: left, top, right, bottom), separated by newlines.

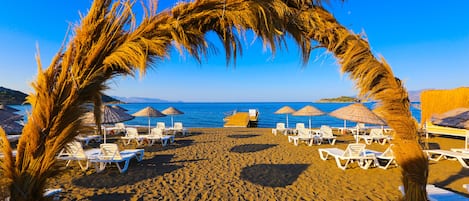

2,127,468,200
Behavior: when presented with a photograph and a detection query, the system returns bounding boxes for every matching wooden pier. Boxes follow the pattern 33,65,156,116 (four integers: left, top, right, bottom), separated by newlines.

223,110,258,128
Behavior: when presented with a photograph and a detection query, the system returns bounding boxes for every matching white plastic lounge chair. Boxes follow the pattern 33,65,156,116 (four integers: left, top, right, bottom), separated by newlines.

90,143,144,173
57,141,100,171
121,127,145,145
399,184,469,201
316,125,337,145
114,122,127,134
358,128,390,145
288,128,316,146
318,143,376,170
424,149,469,168
272,123,286,135
75,134,102,146
173,122,187,135
293,123,305,135
141,128,174,146
366,144,397,169
156,122,166,129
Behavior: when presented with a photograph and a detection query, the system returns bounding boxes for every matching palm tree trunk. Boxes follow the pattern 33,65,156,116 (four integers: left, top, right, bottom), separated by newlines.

292,5,428,200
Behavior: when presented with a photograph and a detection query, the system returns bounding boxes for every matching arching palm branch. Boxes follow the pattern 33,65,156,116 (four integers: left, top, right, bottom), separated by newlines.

0,0,427,200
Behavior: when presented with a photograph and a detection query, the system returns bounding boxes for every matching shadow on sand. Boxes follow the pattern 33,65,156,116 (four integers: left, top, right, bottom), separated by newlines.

86,193,136,201
73,154,182,188
227,134,261,139
240,164,309,187
230,144,277,153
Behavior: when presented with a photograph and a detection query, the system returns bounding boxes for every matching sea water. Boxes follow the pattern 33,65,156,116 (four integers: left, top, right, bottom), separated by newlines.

11,102,421,128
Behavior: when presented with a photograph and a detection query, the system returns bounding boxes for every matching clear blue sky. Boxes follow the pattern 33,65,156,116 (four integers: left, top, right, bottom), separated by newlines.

0,1,468,102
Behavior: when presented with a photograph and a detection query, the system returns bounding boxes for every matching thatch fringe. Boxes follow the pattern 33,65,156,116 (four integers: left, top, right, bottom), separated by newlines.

2,0,427,200
420,87,469,125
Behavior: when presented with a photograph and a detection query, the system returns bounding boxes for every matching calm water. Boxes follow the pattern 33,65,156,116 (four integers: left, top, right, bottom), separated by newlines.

11,102,421,128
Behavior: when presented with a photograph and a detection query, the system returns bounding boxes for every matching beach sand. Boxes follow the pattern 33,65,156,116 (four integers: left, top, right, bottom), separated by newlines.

2,128,469,200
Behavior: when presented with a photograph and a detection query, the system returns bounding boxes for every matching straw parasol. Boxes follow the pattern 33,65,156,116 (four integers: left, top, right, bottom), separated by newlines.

112,105,128,111
274,106,296,128
0,104,20,113
133,106,166,134
162,106,184,128
83,105,134,143
0,120,23,135
330,103,385,142
0,109,23,122
292,105,325,129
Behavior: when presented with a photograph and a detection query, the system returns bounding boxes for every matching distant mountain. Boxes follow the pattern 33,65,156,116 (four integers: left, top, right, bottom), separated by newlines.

0,86,28,105
112,96,171,103
0,86,121,104
408,89,425,102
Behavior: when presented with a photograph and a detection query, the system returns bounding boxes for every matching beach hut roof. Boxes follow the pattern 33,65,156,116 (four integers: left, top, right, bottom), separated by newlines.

420,87,469,125
431,107,469,129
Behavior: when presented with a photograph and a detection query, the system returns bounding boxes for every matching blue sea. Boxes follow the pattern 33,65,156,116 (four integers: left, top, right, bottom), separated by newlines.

11,102,421,128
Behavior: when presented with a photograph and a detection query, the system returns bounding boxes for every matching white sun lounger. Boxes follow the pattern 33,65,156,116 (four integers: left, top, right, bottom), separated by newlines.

140,128,174,146
399,184,469,201
57,141,100,171
316,125,337,145
90,143,144,173
366,144,398,169
288,128,316,146
75,134,102,146
424,149,469,168
358,128,390,145
318,143,376,170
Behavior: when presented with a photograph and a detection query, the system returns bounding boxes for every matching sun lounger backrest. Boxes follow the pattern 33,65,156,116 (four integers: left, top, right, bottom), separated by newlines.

125,128,139,137
150,128,164,137
156,122,165,129
320,125,333,137
381,144,394,158
296,123,305,130
297,128,310,137
369,129,383,137
99,143,122,160
344,144,366,157
276,123,285,129
115,123,125,129
174,122,183,129
64,141,86,158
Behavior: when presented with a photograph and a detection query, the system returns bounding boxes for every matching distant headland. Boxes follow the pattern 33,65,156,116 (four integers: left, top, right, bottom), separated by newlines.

316,96,359,103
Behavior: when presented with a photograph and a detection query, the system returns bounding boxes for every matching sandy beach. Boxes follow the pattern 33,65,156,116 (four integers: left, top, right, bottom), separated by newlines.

2,127,469,200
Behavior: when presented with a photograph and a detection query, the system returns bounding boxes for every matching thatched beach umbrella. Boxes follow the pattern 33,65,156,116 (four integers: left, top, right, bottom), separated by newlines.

274,106,296,128
292,105,325,129
330,103,385,142
162,106,184,128
83,105,134,143
0,104,20,113
0,110,23,123
112,105,128,111
0,120,23,135
133,106,166,134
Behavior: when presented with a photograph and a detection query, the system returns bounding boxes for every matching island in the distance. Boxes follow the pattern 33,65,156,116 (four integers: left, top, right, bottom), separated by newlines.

316,96,359,103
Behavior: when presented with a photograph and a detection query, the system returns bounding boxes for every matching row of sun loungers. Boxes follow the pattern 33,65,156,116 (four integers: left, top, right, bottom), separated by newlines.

318,143,397,170
57,141,144,173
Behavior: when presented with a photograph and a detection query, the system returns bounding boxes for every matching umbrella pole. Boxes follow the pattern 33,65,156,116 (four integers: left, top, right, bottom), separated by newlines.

286,114,289,128
309,116,312,130
171,115,174,128
103,125,106,144
148,116,151,135
343,120,346,134
465,131,468,150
